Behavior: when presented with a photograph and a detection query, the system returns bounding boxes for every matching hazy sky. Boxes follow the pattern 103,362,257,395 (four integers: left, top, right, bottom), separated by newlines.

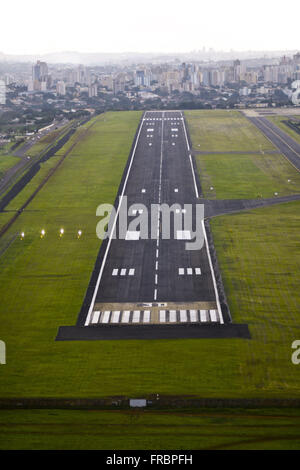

1,0,299,55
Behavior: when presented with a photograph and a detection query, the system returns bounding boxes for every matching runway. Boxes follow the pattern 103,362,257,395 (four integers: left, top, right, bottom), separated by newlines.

57,110,253,340
84,111,223,327
249,117,300,172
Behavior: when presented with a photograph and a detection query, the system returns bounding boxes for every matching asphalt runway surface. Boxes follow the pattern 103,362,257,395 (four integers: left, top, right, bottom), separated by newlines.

57,111,252,340
249,117,300,172
86,111,222,323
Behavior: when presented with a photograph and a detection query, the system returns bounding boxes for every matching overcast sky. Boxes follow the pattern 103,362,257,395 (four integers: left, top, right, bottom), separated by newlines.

1,0,299,55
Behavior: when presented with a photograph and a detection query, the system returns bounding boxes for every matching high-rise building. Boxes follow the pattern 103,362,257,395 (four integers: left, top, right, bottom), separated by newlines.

32,60,49,91
56,81,66,96
88,83,98,98
33,60,48,81
293,52,300,65
134,70,151,87
0,80,6,105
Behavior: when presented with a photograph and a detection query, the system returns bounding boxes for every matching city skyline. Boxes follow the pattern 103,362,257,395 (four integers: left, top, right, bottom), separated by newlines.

1,0,299,55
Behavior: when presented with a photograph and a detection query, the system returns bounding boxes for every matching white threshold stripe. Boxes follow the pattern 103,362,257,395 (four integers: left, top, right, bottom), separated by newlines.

201,219,224,324
85,113,146,326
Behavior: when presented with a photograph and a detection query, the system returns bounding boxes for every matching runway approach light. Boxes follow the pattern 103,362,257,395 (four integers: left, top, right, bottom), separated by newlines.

274,192,278,196
77,230,82,238
210,186,214,191
288,179,291,183
40,229,45,238
59,228,64,237
20,232,25,240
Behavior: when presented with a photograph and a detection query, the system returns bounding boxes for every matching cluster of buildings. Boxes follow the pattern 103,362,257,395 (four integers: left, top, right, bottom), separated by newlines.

1,53,300,137
0,80,6,105
0,52,295,106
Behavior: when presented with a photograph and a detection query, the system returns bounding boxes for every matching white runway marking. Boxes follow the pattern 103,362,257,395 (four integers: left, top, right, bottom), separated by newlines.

195,268,201,275
200,310,207,322
169,310,177,322
159,310,166,322
120,268,126,276
210,310,218,322
176,230,191,240
187,268,193,275
189,310,198,322
143,311,151,323
111,311,121,323
201,219,224,324
180,310,187,322
112,269,118,276
121,311,130,323
125,231,140,240
129,268,135,276
132,310,140,323
178,268,185,275
101,311,111,324
91,311,100,324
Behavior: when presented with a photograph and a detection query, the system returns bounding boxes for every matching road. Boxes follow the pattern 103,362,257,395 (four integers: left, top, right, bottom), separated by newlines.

249,117,300,172
0,119,69,196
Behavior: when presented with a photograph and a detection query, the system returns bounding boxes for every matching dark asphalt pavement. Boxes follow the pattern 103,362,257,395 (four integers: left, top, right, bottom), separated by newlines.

249,117,300,171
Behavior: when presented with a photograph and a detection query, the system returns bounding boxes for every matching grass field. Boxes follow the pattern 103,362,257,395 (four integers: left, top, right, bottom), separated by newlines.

0,139,21,179
185,110,300,199
185,110,275,152
195,152,300,199
0,155,20,179
267,115,300,145
1,408,300,450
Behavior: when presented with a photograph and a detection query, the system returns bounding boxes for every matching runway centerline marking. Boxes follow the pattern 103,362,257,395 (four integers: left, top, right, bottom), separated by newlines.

153,111,165,301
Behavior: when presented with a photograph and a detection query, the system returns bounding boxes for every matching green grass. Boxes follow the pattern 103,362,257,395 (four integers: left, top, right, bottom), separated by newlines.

0,155,20,179
185,110,275,152
0,408,300,450
0,212,16,232
267,115,300,145
195,152,300,199
210,202,300,397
